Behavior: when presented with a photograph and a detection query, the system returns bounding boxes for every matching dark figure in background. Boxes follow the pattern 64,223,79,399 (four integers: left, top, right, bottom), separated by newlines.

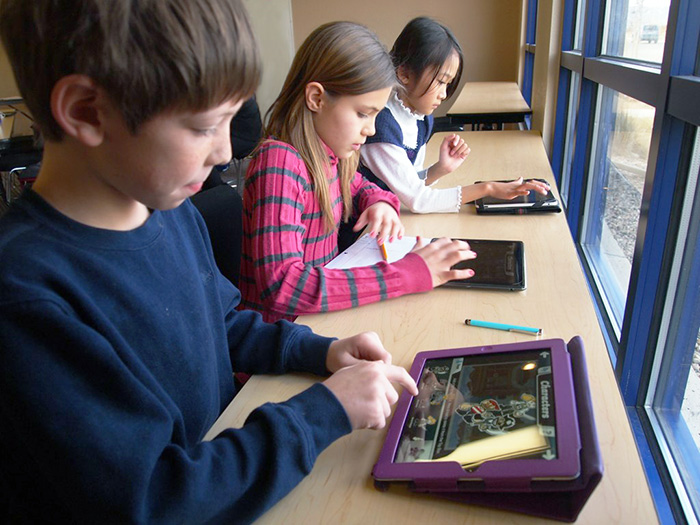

203,95,263,191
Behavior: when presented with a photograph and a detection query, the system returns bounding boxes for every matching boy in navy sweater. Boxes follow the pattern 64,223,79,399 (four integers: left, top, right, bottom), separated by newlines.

0,1,417,522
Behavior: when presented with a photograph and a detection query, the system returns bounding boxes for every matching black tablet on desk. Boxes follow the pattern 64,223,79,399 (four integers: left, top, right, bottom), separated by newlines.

433,239,526,291
474,178,561,214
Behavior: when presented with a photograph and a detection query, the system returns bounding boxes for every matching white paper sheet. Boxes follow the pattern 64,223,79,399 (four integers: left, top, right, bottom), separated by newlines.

325,235,418,269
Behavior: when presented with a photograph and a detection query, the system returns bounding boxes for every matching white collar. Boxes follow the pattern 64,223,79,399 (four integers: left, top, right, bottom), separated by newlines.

387,91,424,149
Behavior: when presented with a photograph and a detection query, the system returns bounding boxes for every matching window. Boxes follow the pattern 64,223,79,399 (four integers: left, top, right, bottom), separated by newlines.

553,0,700,520
581,88,654,334
522,0,538,111
647,131,700,520
573,0,587,51
602,0,671,64
560,71,581,207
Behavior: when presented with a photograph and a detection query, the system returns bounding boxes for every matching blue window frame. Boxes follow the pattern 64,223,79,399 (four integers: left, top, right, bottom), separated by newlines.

646,131,700,519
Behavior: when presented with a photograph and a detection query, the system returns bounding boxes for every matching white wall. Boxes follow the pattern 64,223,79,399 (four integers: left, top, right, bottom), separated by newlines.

242,0,295,119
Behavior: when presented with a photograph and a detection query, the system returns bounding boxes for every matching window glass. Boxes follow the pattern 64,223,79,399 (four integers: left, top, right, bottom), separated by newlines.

602,0,670,63
560,71,581,207
581,88,654,334
648,131,700,522
526,0,538,44
573,0,586,51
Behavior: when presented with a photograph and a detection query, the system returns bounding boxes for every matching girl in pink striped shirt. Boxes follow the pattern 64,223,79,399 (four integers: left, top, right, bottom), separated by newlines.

240,21,475,322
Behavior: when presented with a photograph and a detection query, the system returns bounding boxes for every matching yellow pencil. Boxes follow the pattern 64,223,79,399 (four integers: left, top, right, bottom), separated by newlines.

380,243,389,261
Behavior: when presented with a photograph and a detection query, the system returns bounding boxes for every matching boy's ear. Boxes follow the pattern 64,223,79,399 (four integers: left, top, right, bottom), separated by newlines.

305,82,325,112
51,75,108,147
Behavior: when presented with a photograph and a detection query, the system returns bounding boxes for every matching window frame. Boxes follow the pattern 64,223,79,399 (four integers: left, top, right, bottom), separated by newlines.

552,0,700,522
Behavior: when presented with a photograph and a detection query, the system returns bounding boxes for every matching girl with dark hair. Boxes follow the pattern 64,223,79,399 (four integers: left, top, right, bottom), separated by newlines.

360,17,548,214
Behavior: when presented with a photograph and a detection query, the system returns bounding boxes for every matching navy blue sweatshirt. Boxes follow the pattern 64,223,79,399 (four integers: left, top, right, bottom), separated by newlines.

0,190,351,523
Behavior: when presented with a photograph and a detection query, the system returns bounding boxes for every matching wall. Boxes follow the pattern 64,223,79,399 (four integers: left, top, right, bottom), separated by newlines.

530,0,562,155
242,0,294,118
290,0,523,116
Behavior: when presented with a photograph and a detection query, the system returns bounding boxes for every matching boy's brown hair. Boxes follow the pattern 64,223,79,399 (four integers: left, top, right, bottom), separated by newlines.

0,0,260,142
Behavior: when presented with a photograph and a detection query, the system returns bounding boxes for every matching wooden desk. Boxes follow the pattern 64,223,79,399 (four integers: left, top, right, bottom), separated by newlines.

207,131,657,524
446,82,532,130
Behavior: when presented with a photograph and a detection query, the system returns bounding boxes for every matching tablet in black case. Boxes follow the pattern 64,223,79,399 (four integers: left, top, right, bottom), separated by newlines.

474,178,562,214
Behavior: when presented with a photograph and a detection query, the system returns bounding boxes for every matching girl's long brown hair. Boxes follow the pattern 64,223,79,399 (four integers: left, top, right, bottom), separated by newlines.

264,21,397,231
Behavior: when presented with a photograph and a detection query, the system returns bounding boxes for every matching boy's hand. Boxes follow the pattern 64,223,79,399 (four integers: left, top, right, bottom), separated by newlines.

323,361,418,429
411,237,476,287
353,201,404,245
487,177,550,200
434,134,471,178
326,331,391,372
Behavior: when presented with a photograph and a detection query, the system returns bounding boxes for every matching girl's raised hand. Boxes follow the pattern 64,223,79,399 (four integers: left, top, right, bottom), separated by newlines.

410,236,476,287
488,177,550,200
436,133,471,175
353,201,405,245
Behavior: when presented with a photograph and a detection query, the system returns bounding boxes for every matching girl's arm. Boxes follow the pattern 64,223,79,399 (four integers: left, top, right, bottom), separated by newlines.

461,177,551,204
425,134,470,185
243,144,433,321
361,142,462,213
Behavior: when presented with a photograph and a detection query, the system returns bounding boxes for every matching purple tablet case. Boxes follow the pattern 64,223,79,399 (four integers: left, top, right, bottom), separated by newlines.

372,336,603,522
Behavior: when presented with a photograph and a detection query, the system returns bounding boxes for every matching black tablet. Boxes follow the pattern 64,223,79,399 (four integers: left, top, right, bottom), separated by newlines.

434,238,526,291
474,179,561,214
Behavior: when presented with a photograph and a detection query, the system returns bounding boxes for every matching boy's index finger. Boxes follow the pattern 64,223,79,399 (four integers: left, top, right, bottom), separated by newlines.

385,364,419,396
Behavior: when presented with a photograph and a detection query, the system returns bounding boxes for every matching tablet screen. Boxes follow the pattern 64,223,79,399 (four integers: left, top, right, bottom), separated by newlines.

443,239,525,289
481,191,555,207
477,179,558,209
395,349,557,468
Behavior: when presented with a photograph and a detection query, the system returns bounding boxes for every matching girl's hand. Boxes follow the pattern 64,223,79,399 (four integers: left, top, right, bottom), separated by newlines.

410,237,476,287
435,134,471,177
487,177,550,200
353,201,404,245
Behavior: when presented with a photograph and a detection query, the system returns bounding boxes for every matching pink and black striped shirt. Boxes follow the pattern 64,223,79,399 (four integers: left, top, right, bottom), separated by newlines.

239,139,432,322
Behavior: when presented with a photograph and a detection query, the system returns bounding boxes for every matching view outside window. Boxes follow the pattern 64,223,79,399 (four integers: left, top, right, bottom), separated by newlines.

582,88,653,333
603,0,670,63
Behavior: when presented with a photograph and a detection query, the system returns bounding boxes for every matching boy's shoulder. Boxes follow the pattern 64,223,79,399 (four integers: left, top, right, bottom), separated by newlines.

0,191,206,302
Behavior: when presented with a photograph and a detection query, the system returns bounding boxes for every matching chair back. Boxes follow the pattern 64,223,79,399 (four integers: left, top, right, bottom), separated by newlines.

191,184,243,288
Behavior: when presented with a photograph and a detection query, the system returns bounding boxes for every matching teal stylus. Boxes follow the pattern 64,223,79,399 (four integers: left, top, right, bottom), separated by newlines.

464,318,542,335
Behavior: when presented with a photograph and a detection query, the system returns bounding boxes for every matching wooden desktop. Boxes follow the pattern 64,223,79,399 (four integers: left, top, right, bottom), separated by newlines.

206,131,657,523
445,82,532,130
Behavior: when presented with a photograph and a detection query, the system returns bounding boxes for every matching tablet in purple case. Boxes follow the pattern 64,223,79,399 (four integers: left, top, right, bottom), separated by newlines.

372,337,602,522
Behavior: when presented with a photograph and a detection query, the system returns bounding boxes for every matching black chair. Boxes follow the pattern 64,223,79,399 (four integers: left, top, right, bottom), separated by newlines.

191,184,243,288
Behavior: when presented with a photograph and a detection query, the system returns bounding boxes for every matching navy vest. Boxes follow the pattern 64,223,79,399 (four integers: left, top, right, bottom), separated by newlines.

359,108,434,193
